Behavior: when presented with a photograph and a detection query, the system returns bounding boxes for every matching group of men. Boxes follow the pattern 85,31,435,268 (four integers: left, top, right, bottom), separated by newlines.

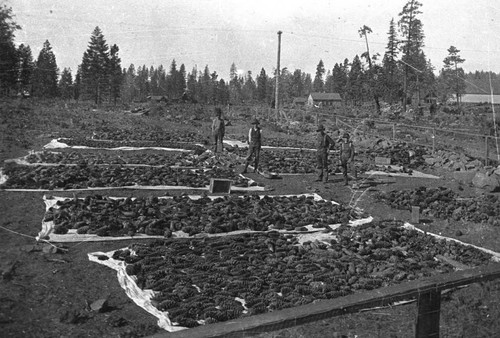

211,108,356,186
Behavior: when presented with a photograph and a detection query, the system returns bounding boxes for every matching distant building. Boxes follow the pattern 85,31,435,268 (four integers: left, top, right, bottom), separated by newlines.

307,92,342,107
292,97,307,106
449,94,500,105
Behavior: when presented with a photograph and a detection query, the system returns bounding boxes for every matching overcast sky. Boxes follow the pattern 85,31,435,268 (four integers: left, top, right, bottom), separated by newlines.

8,0,500,80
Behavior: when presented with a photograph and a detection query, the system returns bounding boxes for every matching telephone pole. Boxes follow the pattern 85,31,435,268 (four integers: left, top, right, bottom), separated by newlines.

275,31,282,117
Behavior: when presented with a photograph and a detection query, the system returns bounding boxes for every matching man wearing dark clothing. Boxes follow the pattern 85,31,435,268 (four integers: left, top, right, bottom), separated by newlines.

242,118,262,173
339,132,355,186
315,124,335,182
211,107,225,153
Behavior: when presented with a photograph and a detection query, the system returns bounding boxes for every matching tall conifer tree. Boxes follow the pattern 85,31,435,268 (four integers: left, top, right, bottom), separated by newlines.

32,40,59,97
80,26,110,104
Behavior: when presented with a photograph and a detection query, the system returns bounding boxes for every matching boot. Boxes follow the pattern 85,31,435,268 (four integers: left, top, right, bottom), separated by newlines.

315,169,323,182
253,160,259,173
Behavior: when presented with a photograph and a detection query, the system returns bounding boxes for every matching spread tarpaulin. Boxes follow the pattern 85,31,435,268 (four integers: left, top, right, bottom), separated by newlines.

88,250,186,332
88,219,500,332
38,194,373,243
43,139,194,152
223,139,315,151
365,165,440,179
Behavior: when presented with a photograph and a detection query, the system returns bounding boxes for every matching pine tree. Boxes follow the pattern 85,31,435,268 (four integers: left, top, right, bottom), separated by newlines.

80,26,110,104
441,46,466,106
0,5,20,95
398,0,425,111
229,63,241,104
74,66,81,100
241,71,256,103
347,55,363,106
290,69,305,98
199,65,212,104
256,68,268,103
303,73,313,95
382,18,400,104
58,67,73,100
186,66,198,102
32,40,59,97
359,25,381,112
331,62,347,100
108,44,122,104
313,60,325,92
17,44,34,94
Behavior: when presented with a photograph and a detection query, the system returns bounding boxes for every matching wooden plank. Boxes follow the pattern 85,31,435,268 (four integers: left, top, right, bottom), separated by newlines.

415,290,441,338
147,263,500,338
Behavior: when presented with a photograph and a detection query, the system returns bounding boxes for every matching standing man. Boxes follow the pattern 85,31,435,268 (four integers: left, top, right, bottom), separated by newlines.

315,124,335,182
242,118,262,174
339,132,355,186
211,107,225,153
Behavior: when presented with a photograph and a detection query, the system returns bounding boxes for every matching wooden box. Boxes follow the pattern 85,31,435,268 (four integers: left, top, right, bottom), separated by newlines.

209,178,232,194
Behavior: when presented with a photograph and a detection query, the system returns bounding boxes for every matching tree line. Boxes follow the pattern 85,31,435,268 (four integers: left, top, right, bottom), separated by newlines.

1,1,498,109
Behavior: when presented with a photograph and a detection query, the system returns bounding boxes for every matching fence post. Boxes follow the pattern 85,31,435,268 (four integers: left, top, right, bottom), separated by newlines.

485,136,489,166
432,128,436,154
415,290,441,338
392,124,396,140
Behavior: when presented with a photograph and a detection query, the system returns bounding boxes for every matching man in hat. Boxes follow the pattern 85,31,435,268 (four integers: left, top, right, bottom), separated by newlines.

242,118,262,173
339,132,355,185
211,107,225,153
315,124,335,182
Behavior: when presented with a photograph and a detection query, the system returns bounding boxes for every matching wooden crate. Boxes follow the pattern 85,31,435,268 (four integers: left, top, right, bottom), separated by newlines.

209,178,232,194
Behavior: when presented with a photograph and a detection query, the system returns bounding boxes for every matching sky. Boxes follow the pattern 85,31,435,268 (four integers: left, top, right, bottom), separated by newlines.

7,0,500,80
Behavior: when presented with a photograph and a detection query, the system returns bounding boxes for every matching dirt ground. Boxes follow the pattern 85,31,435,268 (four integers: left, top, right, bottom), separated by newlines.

1,100,500,338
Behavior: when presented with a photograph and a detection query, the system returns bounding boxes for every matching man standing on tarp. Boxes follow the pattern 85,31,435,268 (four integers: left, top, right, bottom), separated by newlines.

242,118,262,173
211,107,225,153
315,124,335,183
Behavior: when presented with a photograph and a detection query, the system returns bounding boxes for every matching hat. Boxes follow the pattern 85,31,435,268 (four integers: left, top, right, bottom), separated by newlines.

214,107,222,116
316,124,325,132
251,118,260,125
343,133,350,139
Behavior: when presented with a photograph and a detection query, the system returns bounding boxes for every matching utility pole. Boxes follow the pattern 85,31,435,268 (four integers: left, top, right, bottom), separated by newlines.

275,31,282,118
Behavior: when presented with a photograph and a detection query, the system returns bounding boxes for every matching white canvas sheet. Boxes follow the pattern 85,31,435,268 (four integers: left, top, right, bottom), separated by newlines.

43,139,194,152
38,194,372,242
88,220,500,332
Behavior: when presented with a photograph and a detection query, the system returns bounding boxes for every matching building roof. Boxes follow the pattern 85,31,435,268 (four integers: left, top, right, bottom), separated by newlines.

455,94,500,104
309,92,342,101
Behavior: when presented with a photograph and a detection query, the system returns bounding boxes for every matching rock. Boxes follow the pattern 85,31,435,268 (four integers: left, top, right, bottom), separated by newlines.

452,170,477,185
42,245,59,254
494,166,500,176
90,298,109,313
425,157,436,165
455,230,463,236
472,172,499,192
